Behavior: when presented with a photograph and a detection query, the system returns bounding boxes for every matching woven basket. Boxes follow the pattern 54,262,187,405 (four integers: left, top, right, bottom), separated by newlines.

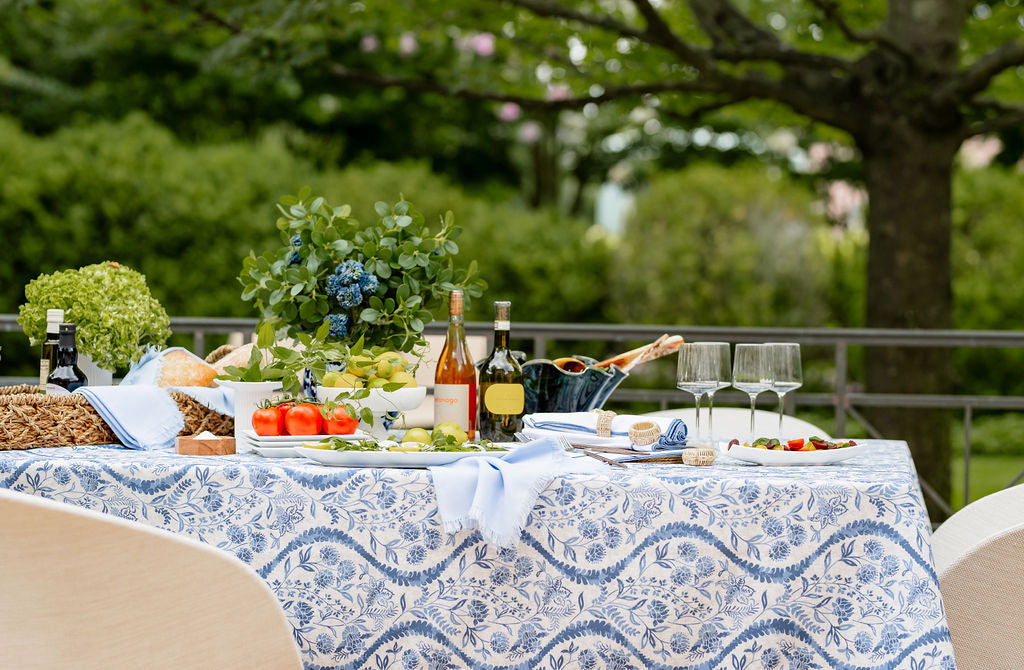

0,348,235,451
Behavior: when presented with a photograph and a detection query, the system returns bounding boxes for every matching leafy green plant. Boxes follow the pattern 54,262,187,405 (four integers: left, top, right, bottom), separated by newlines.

18,262,171,371
240,188,486,353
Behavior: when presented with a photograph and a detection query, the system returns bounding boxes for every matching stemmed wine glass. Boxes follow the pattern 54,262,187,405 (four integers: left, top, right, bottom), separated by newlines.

767,343,802,437
699,343,731,445
732,344,774,437
676,343,724,441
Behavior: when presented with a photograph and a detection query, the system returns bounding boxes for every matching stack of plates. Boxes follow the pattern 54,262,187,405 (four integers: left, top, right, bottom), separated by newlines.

243,430,371,458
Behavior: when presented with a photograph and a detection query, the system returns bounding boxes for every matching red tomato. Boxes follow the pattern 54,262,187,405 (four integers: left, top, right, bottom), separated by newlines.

276,402,295,414
285,403,323,436
252,407,285,436
323,407,359,435
785,438,805,451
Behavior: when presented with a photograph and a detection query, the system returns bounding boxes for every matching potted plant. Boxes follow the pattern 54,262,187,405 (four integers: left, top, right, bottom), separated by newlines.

18,262,171,384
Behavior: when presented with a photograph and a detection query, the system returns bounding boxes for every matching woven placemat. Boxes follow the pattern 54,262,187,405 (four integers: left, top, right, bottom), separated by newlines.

0,386,233,451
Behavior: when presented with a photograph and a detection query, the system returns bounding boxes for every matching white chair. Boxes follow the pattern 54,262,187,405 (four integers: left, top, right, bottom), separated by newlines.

645,407,831,441
939,521,1024,669
0,490,303,670
931,484,1024,574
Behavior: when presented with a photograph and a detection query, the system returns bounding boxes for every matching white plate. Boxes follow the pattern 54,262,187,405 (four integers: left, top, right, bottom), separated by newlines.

243,430,371,444
726,442,872,466
252,446,301,459
294,445,512,468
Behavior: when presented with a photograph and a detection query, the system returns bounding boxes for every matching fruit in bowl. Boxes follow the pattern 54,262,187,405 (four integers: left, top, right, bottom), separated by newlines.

733,436,858,451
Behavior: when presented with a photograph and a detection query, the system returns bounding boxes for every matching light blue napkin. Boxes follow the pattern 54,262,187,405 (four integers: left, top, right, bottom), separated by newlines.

522,413,688,451
429,438,605,547
75,386,184,450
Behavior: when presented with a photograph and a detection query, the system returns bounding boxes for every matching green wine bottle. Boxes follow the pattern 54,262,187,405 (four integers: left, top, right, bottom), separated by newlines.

478,301,525,441
46,323,88,393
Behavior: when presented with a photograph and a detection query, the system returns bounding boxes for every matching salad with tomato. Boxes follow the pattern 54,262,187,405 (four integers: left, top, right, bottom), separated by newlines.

735,436,857,451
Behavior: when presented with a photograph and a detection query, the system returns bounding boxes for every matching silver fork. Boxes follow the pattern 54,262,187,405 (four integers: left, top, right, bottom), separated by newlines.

555,435,628,468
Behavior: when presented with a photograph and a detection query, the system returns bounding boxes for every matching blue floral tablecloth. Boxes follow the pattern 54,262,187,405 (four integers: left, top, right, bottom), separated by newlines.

0,440,954,670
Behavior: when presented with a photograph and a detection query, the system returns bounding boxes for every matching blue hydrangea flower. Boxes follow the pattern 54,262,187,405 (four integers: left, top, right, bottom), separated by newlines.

320,546,340,565
578,519,600,540
325,274,344,300
334,283,363,309
290,234,302,247
399,522,420,542
358,271,379,294
326,313,348,339
287,250,300,265
490,632,510,654
335,260,364,284
316,633,334,656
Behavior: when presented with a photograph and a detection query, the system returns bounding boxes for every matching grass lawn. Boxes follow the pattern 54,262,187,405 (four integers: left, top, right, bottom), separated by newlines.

951,453,1024,511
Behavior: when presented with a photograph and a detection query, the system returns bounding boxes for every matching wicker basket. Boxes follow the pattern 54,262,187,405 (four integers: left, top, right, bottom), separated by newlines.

0,347,235,451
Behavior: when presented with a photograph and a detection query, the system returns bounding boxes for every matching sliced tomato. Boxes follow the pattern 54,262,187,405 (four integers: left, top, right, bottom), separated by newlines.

252,407,285,436
786,438,805,451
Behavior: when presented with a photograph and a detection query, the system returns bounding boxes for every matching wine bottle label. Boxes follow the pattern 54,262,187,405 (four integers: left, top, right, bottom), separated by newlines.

434,384,471,430
39,360,49,393
494,320,510,331
484,384,524,415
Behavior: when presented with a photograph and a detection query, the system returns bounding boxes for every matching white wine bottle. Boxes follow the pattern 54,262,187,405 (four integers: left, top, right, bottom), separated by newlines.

478,301,524,442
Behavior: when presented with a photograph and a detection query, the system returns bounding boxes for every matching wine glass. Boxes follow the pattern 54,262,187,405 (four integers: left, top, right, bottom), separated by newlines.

676,343,722,440
698,342,731,445
767,343,803,437
732,344,774,437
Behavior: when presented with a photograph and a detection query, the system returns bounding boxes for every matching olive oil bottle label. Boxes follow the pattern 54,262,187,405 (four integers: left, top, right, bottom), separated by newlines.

434,384,471,430
38,360,49,393
484,384,525,415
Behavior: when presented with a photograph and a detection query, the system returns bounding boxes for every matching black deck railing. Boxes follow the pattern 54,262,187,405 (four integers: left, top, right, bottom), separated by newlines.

4,314,1024,515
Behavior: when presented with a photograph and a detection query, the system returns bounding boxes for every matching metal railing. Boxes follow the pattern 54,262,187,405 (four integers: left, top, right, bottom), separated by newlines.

4,314,1024,513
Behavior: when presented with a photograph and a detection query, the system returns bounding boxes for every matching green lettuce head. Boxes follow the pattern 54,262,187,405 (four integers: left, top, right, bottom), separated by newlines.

18,262,171,371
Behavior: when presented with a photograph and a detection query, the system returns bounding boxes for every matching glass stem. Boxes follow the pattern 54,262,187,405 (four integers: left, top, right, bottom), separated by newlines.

749,393,757,435
693,392,702,439
706,391,715,443
776,391,786,436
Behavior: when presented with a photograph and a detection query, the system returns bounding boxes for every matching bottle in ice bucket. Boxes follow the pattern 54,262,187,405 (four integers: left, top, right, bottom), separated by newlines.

46,323,88,393
434,290,476,439
478,301,525,441
38,308,64,393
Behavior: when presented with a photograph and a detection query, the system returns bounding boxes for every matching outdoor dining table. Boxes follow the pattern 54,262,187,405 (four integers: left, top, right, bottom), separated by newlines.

0,439,955,670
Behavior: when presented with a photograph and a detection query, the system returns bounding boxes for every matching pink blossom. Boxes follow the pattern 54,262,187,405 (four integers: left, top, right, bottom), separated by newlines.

359,35,379,53
960,135,1003,170
469,32,495,57
826,180,868,222
518,121,541,144
497,102,522,122
547,84,570,101
807,142,833,172
398,32,418,55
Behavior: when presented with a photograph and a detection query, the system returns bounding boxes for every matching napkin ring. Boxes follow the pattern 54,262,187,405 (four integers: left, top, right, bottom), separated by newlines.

590,409,616,437
628,421,662,447
682,446,716,466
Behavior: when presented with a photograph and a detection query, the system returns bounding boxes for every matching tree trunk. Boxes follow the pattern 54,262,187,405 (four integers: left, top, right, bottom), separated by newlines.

860,121,961,520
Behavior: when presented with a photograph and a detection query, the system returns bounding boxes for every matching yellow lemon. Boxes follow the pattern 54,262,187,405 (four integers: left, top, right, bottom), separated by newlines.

334,372,364,388
347,355,375,378
402,428,431,443
432,422,468,445
388,371,417,388
302,441,332,450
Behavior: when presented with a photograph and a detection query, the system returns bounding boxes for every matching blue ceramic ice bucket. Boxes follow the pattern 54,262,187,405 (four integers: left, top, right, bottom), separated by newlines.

522,356,629,414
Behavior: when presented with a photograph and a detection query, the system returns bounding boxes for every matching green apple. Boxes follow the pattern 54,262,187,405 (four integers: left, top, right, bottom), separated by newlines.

402,427,431,444
432,422,468,445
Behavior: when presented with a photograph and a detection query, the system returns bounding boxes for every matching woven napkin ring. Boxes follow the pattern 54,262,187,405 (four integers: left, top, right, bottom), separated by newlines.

590,409,617,437
628,421,662,447
682,446,716,466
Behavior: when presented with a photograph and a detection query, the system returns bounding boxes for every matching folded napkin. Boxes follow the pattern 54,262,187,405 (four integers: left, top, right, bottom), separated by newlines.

521,412,688,452
75,386,184,450
429,438,605,547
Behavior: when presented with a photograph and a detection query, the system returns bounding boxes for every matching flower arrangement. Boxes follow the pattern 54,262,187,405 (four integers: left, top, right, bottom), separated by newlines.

18,261,171,371
239,188,485,353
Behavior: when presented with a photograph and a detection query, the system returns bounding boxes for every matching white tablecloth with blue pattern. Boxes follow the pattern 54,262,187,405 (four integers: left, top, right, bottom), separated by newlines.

0,439,955,670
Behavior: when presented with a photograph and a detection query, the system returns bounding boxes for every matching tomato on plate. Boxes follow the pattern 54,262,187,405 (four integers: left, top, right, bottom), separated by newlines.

252,407,285,436
785,438,805,451
323,406,358,435
284,403,323,436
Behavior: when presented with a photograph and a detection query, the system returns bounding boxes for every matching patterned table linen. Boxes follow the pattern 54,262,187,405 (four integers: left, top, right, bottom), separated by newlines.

0,440,955,670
